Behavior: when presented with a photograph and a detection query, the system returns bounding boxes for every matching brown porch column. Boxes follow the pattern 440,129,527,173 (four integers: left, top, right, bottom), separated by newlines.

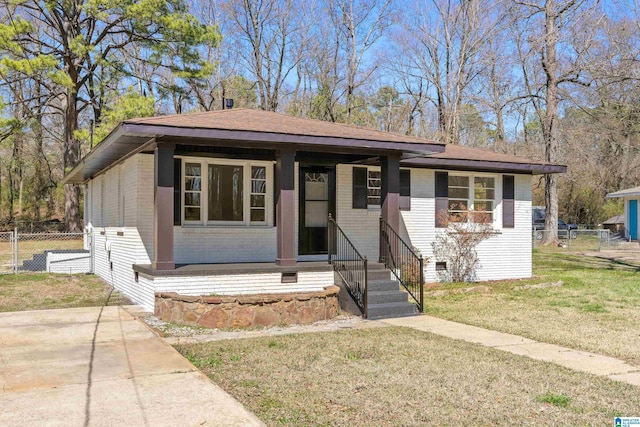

153,142,175,270
275,150,296,266
381,154,401,232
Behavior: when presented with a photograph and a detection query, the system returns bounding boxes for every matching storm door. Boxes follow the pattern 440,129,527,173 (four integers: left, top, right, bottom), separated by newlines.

298,167,336,255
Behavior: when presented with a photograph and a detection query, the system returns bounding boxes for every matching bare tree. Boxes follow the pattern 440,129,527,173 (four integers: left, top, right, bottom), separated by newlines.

327,0,394,123
397,0,503,144
474,34,520,151
298,3,345,122
226,0,309,111
514,0,599,244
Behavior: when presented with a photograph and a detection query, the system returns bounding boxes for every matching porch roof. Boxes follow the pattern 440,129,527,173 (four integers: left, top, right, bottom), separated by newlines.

606,186,640,198
402,144,567,174
63,109,445,185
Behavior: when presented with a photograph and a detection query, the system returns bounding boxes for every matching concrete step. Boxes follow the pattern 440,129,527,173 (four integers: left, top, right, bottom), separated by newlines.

367,269,391,281
366,262,387,270
367,301,417,320
367,290,410,305
368,279,400,292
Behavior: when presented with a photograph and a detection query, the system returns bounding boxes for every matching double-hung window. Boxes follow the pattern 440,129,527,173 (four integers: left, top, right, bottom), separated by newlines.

473,177,495,222
353,167,411,210
250,166,267,222
184,163,202,221
448,174,495,223
367,170,381,207
182,159,270,226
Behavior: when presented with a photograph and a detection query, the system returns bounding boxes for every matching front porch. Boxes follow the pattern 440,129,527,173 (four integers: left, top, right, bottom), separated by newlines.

150,144,426,280
133,261,332,277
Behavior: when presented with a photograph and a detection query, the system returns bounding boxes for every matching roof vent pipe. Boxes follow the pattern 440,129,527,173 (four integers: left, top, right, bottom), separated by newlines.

225,98,234,110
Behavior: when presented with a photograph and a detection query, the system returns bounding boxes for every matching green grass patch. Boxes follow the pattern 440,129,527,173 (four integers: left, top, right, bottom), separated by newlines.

581,302,608,313
425,250,640,365
176,327,640,426
536,392,571,408
548,300,573,307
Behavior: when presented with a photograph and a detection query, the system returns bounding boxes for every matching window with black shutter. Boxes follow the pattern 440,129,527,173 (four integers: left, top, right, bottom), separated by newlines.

503,175,515,228
400,169,411,210
173,159,181,225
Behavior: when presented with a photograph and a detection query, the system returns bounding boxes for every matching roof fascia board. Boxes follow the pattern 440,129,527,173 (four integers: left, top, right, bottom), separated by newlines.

62,124,127,185
86,137,157,183
402,157,567,174
606,192,640,198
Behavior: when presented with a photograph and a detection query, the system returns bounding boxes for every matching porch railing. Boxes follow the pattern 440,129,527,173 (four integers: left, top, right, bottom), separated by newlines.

379,218,424,312
328,214,368,317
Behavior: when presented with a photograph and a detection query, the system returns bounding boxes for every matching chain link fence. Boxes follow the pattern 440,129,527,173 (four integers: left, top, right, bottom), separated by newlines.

0,230,91,274
532,228,640,252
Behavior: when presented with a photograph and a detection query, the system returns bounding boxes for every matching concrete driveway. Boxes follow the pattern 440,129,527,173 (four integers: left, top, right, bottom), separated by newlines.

0,306,263,427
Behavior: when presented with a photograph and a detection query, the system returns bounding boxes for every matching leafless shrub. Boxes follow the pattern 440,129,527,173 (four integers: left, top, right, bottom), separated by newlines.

400,252,428,287
432,207,496,282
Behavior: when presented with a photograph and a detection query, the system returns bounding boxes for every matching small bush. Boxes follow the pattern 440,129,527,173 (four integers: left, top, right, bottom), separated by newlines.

432,208,496,282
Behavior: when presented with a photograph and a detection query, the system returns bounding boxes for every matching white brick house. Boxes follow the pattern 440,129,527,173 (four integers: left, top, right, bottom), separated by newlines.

65,109,566,316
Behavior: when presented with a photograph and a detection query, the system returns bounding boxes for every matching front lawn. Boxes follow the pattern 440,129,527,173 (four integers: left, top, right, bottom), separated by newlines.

176,327,640,426
425,250,640,365
0,273,130,312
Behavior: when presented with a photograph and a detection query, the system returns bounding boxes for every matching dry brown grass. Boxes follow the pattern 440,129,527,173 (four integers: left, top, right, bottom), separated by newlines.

0,273,130,312
425,251,640,366
176,327,639,426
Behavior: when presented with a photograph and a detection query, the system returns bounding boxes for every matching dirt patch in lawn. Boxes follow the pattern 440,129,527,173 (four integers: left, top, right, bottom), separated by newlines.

176,327,639,426
425,251,640,366
0,274,131,312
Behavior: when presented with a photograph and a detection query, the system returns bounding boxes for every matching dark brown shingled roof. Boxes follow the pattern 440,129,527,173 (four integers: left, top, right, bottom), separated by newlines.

430,143,547,165
124,108,436,144
63,108,565,184
402,143,565,174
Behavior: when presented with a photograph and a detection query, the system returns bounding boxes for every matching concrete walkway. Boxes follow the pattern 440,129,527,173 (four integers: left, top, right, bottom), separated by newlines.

0,306,264,427
383,315,640,387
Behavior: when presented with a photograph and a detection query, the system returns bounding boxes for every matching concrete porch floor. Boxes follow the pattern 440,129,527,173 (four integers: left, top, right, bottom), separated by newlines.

0,306,263,427
133,261,332,277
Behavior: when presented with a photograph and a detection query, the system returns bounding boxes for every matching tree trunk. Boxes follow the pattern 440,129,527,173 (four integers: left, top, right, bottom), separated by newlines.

495,108,505,151
10,113,23,224
541,0,559,245
64,88,81,232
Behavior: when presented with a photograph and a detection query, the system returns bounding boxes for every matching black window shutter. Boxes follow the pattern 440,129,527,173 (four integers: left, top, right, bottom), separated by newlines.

352,167,368,209
503,175,515,228
173,159,182,226
435,171,448,227
273,163,277,226
400,170,411,196
400,169,411,210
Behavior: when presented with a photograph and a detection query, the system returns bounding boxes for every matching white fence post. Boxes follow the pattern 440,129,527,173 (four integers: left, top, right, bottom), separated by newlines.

14,227,18,274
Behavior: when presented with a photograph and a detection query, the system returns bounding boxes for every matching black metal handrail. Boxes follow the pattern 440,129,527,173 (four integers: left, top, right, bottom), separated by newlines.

379,218,424,312
328,214,368,317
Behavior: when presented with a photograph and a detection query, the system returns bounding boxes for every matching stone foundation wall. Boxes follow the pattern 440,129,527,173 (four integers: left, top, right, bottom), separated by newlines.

154,285,340,328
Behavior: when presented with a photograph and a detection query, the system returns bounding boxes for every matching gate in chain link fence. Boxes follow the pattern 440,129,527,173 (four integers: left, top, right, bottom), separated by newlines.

0,230,92,274
532,228,640,252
